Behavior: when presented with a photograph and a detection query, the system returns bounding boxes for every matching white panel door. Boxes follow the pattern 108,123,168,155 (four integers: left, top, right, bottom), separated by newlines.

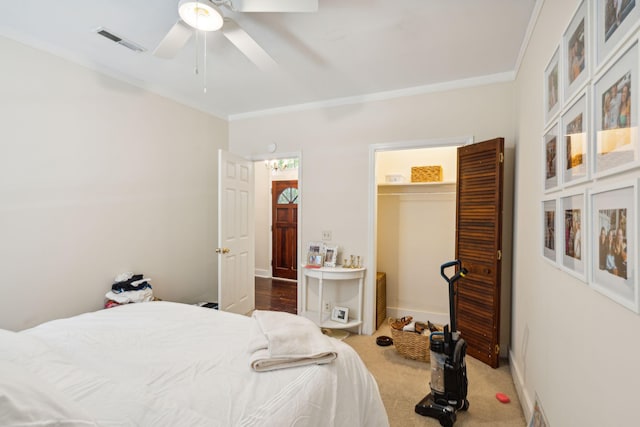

218,150,255,314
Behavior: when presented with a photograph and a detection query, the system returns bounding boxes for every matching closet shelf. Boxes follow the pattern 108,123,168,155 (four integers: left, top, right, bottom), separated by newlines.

378,181,455,187
377,181,456,195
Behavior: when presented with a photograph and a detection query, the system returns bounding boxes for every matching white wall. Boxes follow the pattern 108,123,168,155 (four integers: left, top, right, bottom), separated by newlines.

254,163,271,277
511,0,640,425
229,81,516,334
0,36,228,331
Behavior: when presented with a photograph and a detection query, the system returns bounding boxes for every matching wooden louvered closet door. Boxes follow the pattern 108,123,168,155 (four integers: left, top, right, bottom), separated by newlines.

455,138,504,368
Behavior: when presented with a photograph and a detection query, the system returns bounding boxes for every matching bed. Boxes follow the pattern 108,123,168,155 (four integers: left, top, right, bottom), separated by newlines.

0,301,389,426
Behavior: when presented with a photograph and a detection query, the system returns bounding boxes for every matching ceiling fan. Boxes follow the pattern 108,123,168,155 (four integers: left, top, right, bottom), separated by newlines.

153,0,318,70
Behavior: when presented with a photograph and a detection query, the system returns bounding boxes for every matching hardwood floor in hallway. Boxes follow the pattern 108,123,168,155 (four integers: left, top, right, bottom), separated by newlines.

255,276,297,314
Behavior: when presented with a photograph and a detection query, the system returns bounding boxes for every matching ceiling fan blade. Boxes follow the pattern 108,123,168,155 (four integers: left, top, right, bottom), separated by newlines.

153,20,193,58
233,0,318,12
222,18,277,71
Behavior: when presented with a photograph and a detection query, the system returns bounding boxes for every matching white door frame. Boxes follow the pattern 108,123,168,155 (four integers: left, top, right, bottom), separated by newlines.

365,137,472,334
250,151,303,308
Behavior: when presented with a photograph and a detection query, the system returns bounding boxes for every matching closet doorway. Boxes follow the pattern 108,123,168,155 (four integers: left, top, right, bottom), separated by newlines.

373,139,464,333
370,137,508,368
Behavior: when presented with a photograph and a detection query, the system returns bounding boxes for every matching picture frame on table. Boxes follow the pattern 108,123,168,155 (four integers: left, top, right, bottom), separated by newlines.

544,46,561,125
542,198,558,264
595,0,640,68
306,252,324,268
543,122,560,192
593,40,638,177
563,0,588,103
561,92,589,186
589,180,638,313
559,191,587,282
306,241,325,255
331,306,349,323
323,245,339,267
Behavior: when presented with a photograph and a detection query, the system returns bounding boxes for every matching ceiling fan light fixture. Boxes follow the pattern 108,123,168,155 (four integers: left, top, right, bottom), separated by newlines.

178,0,224,31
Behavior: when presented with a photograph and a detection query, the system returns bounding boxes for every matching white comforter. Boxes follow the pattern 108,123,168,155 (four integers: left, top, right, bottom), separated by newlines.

0,302,388,427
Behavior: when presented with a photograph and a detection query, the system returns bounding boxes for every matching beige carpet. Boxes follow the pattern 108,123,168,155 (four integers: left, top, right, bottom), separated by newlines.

344,323,526,427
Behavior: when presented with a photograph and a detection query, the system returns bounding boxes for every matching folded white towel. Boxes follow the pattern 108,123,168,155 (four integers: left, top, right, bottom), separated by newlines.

248,310,337,372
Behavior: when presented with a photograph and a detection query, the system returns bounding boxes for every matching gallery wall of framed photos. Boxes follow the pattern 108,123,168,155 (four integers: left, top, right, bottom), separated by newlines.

542,0,639,314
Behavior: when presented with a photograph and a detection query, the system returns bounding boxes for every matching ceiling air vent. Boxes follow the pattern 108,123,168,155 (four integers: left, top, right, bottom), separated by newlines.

94,27,146,53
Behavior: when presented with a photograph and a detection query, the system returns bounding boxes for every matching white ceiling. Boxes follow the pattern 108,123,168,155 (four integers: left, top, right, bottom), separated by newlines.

0,0,537,119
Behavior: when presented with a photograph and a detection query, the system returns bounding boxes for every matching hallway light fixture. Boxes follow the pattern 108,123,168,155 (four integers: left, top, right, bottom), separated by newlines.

265,160,288,173
265,158,299,174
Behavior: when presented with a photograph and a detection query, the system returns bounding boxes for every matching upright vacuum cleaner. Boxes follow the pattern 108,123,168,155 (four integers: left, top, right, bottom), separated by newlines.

415,260,469,427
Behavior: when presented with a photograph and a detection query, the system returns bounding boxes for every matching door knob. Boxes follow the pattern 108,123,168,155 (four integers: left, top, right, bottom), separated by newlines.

215,248,230,254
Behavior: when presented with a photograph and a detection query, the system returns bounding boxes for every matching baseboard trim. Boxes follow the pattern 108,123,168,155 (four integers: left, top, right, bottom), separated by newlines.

509,349,532,422
386,307,450,326
254,269,271,278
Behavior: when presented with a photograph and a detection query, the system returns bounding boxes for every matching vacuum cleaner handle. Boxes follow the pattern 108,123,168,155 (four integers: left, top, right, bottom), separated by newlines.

441,260,468,333
441,260,468,282
440,260,461,282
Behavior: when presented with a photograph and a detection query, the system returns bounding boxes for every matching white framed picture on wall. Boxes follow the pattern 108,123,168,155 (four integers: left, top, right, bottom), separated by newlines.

561,91,589,186
542,198,558,264
593,39,639,178
544,46,561,125
563,0,589,103
589,180,638,312
595,0,640,68
560,191,587,282
543,122,560,192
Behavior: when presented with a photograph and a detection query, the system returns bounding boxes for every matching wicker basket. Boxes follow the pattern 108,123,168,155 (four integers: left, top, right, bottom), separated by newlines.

411,165,443,182
389,320,430,362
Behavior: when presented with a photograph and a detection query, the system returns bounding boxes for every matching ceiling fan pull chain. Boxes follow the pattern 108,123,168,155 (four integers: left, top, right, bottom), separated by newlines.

203,32,208,93
194,0,200,75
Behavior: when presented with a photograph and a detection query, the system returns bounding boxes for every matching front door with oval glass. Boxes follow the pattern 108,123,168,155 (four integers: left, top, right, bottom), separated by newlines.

272,180,298,280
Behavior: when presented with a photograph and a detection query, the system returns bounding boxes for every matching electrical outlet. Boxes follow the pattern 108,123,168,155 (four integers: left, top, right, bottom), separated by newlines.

322,230,332,241
324,302,331,312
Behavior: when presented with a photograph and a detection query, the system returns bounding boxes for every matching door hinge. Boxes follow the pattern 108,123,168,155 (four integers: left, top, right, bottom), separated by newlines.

499,152,504,163
270,225,273,232
497,250,502,261
495,344,500,354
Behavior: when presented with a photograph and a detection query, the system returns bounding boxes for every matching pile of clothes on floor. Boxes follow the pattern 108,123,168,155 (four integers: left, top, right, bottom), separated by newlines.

104,272,153,309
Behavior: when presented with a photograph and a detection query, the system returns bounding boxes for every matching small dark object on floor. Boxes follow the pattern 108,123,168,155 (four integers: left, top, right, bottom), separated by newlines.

200,302,218,309
376,336,393,346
